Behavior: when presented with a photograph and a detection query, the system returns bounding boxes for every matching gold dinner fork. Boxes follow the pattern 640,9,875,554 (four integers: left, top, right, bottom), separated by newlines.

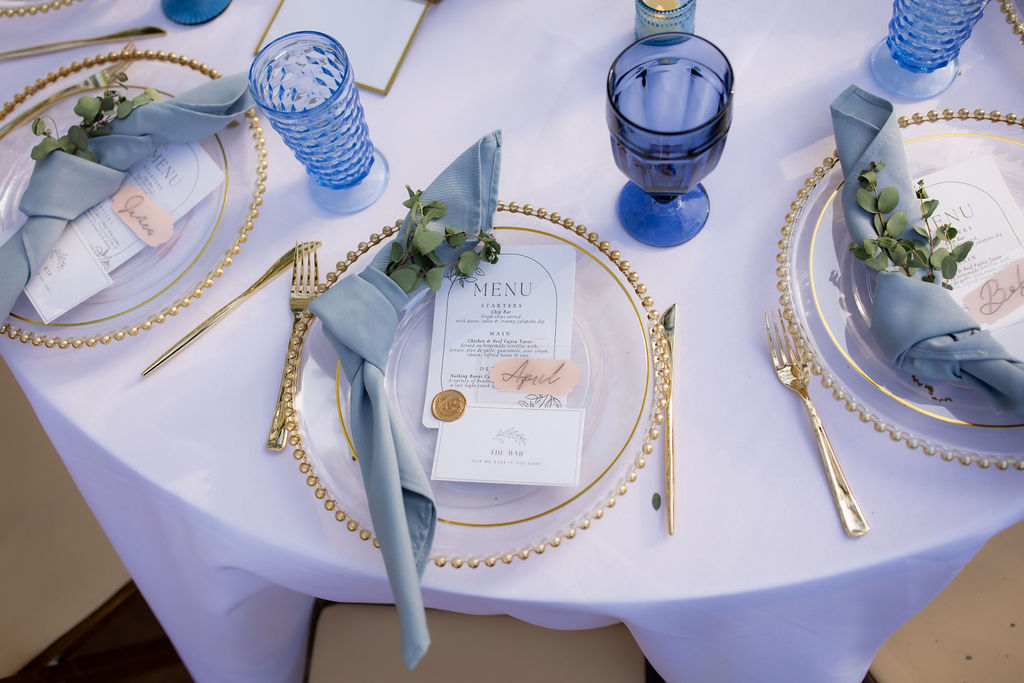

266,241,321,452
0,51,134,141
765,310,870,538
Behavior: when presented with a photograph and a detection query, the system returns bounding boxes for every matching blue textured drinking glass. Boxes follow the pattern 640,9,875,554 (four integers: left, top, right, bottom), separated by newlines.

634,0,696,39
869,0,987,99
606,33,733,247
249,31,388,214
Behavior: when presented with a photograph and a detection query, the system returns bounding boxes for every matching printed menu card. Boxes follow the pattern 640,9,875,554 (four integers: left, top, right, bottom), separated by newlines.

23,142,224,322
917,156,1024,331
426,244,585,487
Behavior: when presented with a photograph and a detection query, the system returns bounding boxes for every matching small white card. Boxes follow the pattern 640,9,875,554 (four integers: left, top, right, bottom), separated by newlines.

23,142,224,323
422,244,576,428
916,156,1024,330
431,405,585,487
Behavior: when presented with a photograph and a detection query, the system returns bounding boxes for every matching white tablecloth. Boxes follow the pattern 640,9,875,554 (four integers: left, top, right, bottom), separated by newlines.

2,1,1023,681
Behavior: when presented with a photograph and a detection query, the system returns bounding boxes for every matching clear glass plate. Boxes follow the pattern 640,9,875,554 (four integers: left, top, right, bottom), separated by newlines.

781,114,1024,468
293,219,660,566
0,54,264,348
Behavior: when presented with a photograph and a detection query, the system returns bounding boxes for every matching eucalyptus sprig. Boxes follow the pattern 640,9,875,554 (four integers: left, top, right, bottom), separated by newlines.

385,185,501,293
849,161,973,290
29,73,160,163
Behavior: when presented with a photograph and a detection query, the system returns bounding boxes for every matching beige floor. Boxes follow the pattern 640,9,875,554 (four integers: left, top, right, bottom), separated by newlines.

1,352,1022,682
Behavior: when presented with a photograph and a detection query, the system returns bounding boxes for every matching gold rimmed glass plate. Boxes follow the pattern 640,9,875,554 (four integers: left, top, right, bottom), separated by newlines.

779,111,1024,468
0,0,84,17
0,52,264,348
291,207,664,567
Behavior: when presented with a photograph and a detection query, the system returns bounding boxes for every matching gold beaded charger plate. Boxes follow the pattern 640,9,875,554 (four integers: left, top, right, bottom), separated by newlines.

291,205,666,567
0,51,265,349
0,0,83,17
778,110,1024,469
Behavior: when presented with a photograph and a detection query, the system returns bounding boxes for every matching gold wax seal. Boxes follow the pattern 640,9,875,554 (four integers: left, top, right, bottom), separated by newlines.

431,389,467,422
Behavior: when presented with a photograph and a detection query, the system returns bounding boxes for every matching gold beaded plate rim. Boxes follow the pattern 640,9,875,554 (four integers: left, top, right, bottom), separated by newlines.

0,50,266,350
287,204,668,568
776,108,1024,471
0,0,82,18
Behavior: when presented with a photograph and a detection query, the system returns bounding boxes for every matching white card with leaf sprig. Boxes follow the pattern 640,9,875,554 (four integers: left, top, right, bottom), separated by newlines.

421,244,576,428
23,142,223,323
916,155,1024,330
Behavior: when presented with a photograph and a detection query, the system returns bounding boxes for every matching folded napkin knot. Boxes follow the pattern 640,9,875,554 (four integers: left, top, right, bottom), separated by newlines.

0,73,253,320
308,130,502,670
830,85,1024,418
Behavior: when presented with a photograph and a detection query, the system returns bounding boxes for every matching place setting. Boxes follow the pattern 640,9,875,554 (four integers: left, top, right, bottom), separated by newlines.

776,0,1024,475
0,45,266,349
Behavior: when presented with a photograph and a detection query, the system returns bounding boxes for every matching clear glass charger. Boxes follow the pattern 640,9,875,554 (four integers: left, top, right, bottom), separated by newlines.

0,51,265,348
292,211,664,567
779,110,1024,469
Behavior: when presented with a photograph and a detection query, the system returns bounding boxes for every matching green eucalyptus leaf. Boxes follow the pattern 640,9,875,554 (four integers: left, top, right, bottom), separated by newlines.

57,135,75,153
890,244,908,266
922,273,936,284
873,213,883,233
389,241,404,263
856,188,877,213
101,95,115,112
131,92,152,107
115,100,134,119
73,96,102,123
67,125,89,150
458,250,480,276
941,256,958,280
30,118,47,136
75,148,98,163
920,198,939,218
951,240,973,262
913,224,930,238
389,265,420,293
29,137,60,160
144,87,161,100
425,267,444,291
930,247,950,269
877,186,899,214
412,227,445,254
885,210,908,237
865,255,889,272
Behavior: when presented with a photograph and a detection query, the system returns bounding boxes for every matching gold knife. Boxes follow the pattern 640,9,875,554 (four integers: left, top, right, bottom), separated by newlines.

661,303,677,535
141,244,302,377
0,26,166,61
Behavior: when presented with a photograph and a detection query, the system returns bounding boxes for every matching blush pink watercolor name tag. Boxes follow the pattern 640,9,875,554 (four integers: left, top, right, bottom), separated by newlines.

488,358,581,394
112,184,174,247
963,258,1024,325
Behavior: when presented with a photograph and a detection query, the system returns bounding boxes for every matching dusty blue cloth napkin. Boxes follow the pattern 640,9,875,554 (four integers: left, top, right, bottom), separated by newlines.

830,85,1024,417
0,73,253,319
308,130,502,669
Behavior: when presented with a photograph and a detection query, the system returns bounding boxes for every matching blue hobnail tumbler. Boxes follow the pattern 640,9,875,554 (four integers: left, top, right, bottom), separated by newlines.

869,0,987,99
606,34,733,247
249,31,388,214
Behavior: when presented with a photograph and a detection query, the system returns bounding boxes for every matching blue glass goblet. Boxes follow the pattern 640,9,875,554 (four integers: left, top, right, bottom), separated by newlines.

869,0,987,99
606,33,733,247
249,31,388,214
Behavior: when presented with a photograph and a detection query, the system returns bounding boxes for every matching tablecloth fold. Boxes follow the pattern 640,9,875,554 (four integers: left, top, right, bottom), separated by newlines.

0,73,253,319
830,85,1024,417
308,130,502,669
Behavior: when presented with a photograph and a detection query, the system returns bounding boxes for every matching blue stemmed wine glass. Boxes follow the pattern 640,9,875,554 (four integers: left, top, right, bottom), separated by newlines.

606,33,734,247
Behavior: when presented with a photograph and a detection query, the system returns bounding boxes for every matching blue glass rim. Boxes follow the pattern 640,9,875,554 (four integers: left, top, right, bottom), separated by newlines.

248,30,353,119
607,32,735,137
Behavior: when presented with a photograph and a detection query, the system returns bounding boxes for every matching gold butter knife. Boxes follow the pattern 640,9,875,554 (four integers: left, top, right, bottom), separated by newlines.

0,26,165,61
661,303,677,535
141,244,304,377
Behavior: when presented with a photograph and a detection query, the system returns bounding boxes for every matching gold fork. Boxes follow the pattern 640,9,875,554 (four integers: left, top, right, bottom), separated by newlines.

765,310,870,538
266,241,321,451
0,51,134,141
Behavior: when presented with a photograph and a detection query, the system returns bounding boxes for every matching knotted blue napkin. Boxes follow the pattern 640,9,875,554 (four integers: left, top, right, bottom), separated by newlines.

308,130,502,669
830,85,1024,417
0,73,253,319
